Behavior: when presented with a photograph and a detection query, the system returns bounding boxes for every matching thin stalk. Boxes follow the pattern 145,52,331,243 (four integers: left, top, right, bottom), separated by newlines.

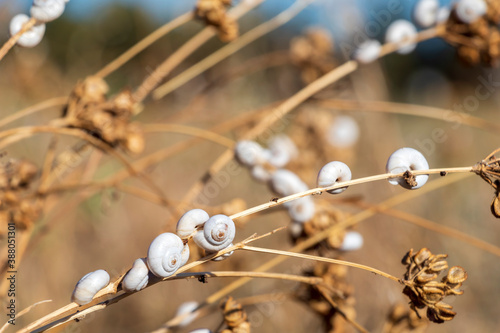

95,12,194,78
152,0,313,99
0,97,67,128
0,17,37,62
142,124,235,148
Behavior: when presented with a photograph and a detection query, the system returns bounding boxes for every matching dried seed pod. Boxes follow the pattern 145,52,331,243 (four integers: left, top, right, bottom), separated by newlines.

386,147,429,189
317,161,352,194
71,270,110,305
9,14,46,48
176,209,210,239
416,272,437,283
193,215,235,252
428,260,449,273
385,19,418,54
122,258,149,293
147,233,186,278
413,0,439,27
491,194,500,218
414,248,432,264
445,266,468,284
353,40,381,64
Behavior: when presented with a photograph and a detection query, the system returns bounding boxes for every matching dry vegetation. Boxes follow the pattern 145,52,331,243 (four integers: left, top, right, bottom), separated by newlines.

0,0,500,332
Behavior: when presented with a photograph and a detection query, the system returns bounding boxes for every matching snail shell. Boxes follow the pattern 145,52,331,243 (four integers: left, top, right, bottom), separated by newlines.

207,243,234,261
193,215,235,252
287,197,315,223
234,140,266,167
9,14,46,48
340,231,364,252
327,116,360,147
176,209,209,239
30,0,66,22
317,161,352,194
386,147,429,189
122,258,149,293
147,233,185,278
267,134,297,168
413,0,439,28
385,19,417,54
353,40,381,64
456,0,486,24
270,169,308,198
189,330,213,333
71,269,110,305
176,301,199,327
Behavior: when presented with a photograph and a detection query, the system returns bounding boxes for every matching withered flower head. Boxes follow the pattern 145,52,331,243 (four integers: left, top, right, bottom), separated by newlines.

401,248,467,324
195,0,238,42
220,296,250,333
473,148,500,218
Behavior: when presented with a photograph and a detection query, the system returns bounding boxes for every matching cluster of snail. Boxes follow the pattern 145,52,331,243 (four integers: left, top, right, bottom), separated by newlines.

9,0,69,48
353,0,491,64
71,210,236,305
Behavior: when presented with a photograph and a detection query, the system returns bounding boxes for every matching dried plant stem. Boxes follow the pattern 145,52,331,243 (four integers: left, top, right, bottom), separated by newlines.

241,246,400,282
0,300,51,333
0,17,37,62
315,286,368,333
0,97,67,128
152,0,312,99
171,270,323,285
314,98,500,134
142,124,235,148
230,167,474,220
95,12,193,78
199,174,471,311
132,0,264,103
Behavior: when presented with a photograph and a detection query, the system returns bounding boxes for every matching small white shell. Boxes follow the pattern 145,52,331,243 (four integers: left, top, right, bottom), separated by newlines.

251,164,273,183
327,116,360,148
353,40,381,64
270,169,308,198
30,0,66,22
71,269,110,305
234,140,266,167
413,0,439,28
317,161,352,194
437,7,451,23
267,135,298,168
456,0,487,24
289,221,304,238
208,243,234,261
147,233,185,278
176,301,199,327
122,258,149,293
288,197,315,223
9,14,46,48
193,215,235,252
385,19,417,54
176,209,209,239
340,231,364,251
189,329,212,333
386,147,429,189
181,243,190,266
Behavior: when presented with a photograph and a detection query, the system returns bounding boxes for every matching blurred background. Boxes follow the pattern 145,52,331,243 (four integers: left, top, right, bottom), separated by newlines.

0,0,499,332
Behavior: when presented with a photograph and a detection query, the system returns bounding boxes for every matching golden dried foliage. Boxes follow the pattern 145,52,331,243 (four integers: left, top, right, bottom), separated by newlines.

61,76,144,154
219,296,251,333
195,0,239,42
445,1,500,66
401,248,467,324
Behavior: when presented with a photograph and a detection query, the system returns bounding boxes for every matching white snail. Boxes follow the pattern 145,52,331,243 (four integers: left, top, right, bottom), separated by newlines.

385,19,417,54
437,7,451,23
353,40,381,64
176,301,199,327
9,14,46,48
270,169,308,198
207,244,234,261
189,329,212,333
234,140,266,167
289,221,304,238
147,233,187,278
386,147,429,189
327,116,360,148
71,269,110,305
339,231,364,251
413,0,439,28
267,134,298,168
288,197,315,223
176,209,209,239
456,0,487,24
30,0,66,22
251,164,273,183
193,214,235,252
122,258,149,293
317,161,352,194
